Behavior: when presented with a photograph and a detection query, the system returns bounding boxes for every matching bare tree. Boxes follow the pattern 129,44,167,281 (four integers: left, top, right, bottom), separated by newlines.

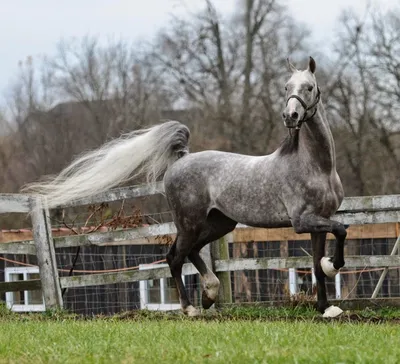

48,37,173,138
328,7,400,195
151,0,310,154
0,37,175,194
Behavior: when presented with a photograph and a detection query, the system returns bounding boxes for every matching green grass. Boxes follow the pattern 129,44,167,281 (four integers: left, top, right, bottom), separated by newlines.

0,305,399,364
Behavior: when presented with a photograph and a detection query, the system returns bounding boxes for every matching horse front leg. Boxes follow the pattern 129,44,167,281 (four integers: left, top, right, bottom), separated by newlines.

311,232,329,313
293,214,347,318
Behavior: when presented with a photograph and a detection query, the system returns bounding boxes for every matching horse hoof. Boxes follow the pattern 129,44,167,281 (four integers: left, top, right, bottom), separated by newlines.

322,305,343,318
184,305,201,317
202,291,215,309
321,257,339,278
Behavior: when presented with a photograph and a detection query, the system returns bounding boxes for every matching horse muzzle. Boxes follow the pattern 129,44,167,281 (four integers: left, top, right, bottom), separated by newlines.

283,114,301,129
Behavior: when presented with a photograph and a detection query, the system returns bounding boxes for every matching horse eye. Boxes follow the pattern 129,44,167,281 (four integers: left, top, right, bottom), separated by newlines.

285,86,288,91
308,85,314,92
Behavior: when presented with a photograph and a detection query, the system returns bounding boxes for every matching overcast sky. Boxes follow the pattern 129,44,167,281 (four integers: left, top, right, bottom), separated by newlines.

0,0,397,93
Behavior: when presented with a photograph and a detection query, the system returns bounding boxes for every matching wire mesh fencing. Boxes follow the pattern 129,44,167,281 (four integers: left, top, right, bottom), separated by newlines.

228,237,400,304
0,233,399,316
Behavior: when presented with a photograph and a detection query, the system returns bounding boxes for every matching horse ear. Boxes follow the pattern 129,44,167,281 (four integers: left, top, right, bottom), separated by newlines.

308,56,316,74
286,58,297,73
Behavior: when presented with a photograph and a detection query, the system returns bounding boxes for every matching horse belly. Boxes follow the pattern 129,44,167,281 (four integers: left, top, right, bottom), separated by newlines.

216,194,292,228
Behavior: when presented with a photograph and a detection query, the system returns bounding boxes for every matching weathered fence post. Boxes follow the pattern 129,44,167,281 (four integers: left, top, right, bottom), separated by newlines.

211,234,232,306
30,196,63,309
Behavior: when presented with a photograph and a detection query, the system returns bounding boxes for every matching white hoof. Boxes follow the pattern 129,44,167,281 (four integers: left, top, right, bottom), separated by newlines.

322,305,343,318
184,305,201,317
321,257,339,278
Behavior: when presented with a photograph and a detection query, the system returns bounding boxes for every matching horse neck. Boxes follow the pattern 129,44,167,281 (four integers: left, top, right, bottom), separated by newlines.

300,102,337,172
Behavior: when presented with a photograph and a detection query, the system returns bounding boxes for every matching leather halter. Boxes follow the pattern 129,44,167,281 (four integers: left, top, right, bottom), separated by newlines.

286,86,321,129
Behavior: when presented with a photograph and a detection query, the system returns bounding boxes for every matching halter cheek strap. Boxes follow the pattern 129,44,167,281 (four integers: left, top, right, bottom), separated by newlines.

286,86,321,129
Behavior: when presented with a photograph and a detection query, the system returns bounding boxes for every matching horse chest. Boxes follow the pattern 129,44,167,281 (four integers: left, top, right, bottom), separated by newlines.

304,176,343,217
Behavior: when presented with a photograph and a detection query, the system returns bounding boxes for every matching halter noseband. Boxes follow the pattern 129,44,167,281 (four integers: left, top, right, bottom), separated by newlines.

286,86,321,129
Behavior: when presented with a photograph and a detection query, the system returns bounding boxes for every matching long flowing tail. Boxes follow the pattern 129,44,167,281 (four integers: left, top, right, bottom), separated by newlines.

22,120,190,208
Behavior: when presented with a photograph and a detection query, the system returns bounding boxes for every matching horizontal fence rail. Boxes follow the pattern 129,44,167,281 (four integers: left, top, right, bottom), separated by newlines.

1,222,399,255
0,194,31,213
58,255,400,289
1,255,398,292
2,184,400,213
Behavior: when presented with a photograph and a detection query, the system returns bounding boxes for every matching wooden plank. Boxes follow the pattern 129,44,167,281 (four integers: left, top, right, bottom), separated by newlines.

60,255,400,290
0,222,395,247
0,229,84,244
0,231,36,243
85,235,177,247
0,241,36,255
38,191,400,212
51,219,394,249
1,189,400,214
57,182,164,209
214,255,400,272
53,222,177,249
0,234,176,255
338,195,400,212
60,262,198,289
30,197,63,309
335,211,400,225
0,279,41,293
0,194,31,213
0,222,396,255
43,191,400,213
234,211,400,230
233,223,397,242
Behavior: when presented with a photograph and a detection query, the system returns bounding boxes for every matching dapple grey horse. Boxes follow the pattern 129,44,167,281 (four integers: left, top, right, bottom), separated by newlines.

24,57,346,318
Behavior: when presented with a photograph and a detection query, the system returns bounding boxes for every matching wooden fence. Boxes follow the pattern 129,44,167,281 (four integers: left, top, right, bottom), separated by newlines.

0,182,400,310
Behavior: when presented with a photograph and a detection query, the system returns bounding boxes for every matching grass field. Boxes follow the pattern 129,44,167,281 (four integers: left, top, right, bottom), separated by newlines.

0,305,399,364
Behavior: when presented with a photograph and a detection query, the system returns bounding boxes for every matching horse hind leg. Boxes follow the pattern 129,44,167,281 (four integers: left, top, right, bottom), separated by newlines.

188,249,220,309
188,209,237,309
166,233,200,317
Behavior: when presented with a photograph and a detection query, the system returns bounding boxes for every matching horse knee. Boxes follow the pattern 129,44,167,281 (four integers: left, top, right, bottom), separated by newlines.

333,224,347,240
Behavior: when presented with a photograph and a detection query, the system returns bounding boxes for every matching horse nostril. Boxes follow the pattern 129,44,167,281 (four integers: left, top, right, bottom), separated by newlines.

282,112,286,119
291,111,299,120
